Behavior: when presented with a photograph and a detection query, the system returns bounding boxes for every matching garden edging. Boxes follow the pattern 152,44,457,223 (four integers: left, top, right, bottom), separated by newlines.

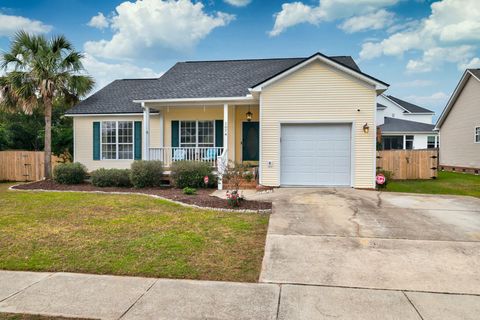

8,184,272,214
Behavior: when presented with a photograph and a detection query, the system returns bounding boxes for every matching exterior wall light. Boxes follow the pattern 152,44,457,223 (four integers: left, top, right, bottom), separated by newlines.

363,123,370,134
246,105,253,121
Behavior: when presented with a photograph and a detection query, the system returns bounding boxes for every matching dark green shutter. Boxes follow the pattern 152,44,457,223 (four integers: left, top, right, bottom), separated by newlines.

93,122,100,160
134,121,142,160
215,120,223,148
171,121,179,147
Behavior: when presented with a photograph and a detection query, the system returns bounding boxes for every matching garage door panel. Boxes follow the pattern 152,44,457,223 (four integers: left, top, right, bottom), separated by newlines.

281,123,351,186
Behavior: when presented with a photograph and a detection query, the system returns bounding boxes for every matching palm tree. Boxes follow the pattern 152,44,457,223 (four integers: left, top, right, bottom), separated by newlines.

0,31,94,178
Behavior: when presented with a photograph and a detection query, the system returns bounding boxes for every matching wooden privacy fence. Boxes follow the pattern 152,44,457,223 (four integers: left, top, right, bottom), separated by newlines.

0,151,61,181
377,149,438,180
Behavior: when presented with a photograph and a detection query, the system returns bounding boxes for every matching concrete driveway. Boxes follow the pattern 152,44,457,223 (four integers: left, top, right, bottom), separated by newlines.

251,188,480,294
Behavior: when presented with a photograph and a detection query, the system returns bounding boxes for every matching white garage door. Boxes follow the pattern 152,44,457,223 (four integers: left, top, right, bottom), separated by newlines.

281,123,351,186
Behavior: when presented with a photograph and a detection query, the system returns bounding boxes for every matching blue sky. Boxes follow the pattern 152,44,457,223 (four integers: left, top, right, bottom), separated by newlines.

1,0,479,117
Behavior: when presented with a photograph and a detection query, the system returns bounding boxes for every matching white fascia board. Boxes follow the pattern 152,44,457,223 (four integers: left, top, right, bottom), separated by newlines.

249,54,389,93
435,70,471,129
133,95,254,104
381,131,437,135
403,112,435,115
65,113,158,117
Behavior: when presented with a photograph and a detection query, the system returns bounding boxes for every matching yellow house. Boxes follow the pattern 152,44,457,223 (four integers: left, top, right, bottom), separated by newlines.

66,53,388,189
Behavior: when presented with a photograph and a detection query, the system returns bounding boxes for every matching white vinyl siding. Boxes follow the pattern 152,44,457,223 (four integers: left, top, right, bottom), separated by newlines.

260,60,377,188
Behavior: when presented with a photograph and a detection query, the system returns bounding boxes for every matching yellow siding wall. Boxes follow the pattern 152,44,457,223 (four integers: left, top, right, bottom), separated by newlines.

440,76,480,168
74,115,160,171
260,60,377,188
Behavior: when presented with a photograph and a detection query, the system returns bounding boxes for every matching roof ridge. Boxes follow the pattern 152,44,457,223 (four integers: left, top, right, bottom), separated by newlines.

182,57,307,63
119,78,160,81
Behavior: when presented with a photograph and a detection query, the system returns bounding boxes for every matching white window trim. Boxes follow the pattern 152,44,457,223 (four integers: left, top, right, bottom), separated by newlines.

475,126,480,144
179,120,215,148
427,135,439,149
100,120,135,160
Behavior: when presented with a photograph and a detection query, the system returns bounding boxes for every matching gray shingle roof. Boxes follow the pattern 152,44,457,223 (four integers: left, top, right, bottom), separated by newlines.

66,55,378,115
387,95,434,113
380,117,435,133
377,103,387,110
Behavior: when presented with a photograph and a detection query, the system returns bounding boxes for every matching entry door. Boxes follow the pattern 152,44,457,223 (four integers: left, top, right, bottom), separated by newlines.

281,123,351,186
242,122,259,161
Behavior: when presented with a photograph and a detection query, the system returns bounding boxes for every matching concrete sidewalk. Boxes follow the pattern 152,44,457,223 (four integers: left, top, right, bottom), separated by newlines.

1,271,480,320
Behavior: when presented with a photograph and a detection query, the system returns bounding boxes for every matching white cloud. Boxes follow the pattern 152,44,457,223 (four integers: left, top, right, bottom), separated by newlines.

82,54,162,93
396,79,434,88
224,0,251,7
84,0,235,60
87,12,109,30
460,57,480,70
269,0,399,36
406,45,476,73
339,9,395,33
359,0,480,72
0,13,52,36
404,92,449,109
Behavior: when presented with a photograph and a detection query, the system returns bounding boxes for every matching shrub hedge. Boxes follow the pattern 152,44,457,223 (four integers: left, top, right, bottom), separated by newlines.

170,161,215,189
53,162,87,185
130,160,164,188
91,168,132,188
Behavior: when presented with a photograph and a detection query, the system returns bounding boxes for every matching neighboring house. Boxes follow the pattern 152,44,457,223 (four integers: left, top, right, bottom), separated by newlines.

66,52,388,188
435,69,480,172
377,95,438,150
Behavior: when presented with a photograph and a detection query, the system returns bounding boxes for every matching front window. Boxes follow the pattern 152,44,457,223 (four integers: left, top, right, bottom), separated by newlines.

382,136,403,150
427,136,439,149
180,120,214,148
475,127,480,143
101,121,134,160
405,135,414,150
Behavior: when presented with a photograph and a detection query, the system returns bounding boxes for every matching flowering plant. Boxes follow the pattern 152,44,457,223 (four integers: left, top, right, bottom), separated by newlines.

226,190,244,207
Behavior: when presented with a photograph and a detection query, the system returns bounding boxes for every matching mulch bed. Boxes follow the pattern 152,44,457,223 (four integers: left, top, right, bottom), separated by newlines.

12,180,272,212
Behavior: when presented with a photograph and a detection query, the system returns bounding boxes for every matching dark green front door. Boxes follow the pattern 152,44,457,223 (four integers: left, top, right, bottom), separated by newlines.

242,122,259,161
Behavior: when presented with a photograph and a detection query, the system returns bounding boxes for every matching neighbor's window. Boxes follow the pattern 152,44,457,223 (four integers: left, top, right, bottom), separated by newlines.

101,121,134,160
476,127,480,143
180,120,214,148
427,136,438,149
382,136,403,150
405,135,414,150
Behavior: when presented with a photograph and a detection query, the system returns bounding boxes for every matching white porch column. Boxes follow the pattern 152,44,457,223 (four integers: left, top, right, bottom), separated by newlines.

159,110,164,148
142,103,150,160
223,103,229,160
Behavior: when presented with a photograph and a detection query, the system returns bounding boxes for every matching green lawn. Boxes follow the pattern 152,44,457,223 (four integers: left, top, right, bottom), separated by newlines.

386,171,480,198
0,183,269,282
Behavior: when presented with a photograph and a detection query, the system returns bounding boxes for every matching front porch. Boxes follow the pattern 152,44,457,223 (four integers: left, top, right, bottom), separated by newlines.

140,102,260,172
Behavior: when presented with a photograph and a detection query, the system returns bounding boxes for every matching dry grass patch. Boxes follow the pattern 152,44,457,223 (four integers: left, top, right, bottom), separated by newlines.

0,183,269,282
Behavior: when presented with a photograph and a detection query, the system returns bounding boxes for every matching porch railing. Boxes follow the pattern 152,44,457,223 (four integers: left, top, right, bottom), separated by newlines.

149,147,225,168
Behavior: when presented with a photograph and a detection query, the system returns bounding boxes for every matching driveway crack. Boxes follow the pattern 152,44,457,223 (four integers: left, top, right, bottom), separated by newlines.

403,291,424,320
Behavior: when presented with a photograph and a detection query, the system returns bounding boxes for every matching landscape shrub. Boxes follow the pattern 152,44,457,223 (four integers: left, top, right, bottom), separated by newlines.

130,160,164,188
376,169,394,188
91,168,132,188
182,187,197,195
170,161,215,189
53,162,87,185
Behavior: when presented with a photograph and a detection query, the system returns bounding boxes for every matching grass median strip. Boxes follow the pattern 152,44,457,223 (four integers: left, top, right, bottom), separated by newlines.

0,183,269,282
386,171,480,198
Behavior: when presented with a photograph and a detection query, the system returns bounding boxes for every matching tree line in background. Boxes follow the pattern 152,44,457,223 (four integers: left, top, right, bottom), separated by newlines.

0,98,74,160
